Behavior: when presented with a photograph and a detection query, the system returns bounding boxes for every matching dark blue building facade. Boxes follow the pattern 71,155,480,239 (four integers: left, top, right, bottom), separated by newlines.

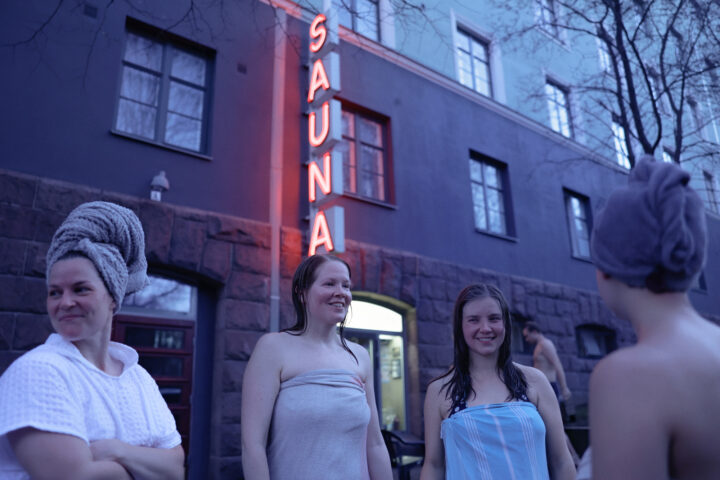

1,1,718,477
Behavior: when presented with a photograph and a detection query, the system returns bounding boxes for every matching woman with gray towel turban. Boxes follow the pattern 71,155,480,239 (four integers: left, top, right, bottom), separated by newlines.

586,157,720,479
0,201,184,480
241,254,392,480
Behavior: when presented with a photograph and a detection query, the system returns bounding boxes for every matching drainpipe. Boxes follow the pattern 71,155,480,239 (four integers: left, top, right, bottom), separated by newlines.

269,8,287,332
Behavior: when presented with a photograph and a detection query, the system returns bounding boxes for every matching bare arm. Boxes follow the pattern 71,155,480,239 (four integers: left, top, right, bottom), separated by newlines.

90,439,184,480
419,380,445,480
526,367,576,480
8,428,132,480
241,334,283,480
356,346,393,480
589,354,669,480
542,339,571,398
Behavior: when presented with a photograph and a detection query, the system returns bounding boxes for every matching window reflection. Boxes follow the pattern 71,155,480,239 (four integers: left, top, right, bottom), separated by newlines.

123,275,195,317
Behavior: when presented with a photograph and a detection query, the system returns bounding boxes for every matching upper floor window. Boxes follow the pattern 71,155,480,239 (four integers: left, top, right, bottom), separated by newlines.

537,0,560,37
338,107,390,203
688,97,706,140
662,148,676,164
611,116,630,169
115,27,213,154
576,324,616,358
545,81,573,138
564,190,591,259
334,0,379,41
596,37,612,73
455,29,492,97
704,170,719,214
469,154,511,236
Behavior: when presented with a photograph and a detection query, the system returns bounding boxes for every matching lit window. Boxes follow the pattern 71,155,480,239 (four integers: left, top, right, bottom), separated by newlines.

576,325,616,358
596,37,611,72
564,191,591,258
334,0,379,41
611,117,630,169
344,300,408,431
115,29,212,153
545,81,573,138
469,155,510,236
338,107,390,202
662,148,676,164
537,0,560,37
704,171,719,213
455,29,492,97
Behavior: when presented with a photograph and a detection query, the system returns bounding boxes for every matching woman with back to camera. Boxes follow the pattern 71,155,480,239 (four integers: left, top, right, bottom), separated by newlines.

0,201,184,480
421,284,576,480
241,254,392,480
587,157,720,479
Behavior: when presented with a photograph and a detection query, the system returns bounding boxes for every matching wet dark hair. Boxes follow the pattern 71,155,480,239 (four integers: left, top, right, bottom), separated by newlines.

286,254,357,363
439,284,528,414
523,321,541,333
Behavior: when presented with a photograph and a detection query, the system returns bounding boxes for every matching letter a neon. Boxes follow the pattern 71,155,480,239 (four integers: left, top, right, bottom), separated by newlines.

308,152,332,203
308,59,331,103
308,101,329,147
308,211,334,256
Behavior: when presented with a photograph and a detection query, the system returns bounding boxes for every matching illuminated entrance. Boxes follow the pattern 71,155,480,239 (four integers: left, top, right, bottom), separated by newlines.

344,300,407,431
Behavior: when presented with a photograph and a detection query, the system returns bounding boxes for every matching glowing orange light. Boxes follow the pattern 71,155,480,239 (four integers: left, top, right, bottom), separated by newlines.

308,152,332,203
308,59,331,103
309,14,327,53
308,210,334,256
308,101,330,147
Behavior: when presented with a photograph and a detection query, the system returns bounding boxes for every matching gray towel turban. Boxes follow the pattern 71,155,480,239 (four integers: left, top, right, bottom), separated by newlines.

46,201,148,311
591,156,707,292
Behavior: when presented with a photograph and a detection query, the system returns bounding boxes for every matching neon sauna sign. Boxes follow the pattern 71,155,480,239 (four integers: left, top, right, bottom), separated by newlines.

307,12,344,256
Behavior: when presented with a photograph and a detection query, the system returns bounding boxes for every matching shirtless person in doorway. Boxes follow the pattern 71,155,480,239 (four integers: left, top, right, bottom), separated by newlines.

523,322,571,421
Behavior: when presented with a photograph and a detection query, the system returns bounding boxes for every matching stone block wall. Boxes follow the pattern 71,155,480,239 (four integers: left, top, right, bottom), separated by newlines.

4,168,717,478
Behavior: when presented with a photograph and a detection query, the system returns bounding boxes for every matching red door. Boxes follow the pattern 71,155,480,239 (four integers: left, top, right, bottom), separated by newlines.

112,315,195,453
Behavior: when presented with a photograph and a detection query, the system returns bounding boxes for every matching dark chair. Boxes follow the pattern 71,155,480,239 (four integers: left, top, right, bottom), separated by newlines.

381,429,424,480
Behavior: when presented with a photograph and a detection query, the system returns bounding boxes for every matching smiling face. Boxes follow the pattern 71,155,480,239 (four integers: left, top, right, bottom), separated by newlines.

47,256,116,346
303,259,352,327
462,296,505,358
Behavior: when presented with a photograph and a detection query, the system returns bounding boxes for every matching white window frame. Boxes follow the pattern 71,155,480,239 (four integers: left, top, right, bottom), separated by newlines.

114,28,212,154
469,155,510,236
564,191,591,259
334,0,380,42
611,116,631,169
545,80,573,138
454,27,493,98
704,170,719,214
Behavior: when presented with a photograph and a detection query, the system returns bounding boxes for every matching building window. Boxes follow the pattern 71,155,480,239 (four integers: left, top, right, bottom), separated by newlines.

511,317,533,355
564,191,591,259
704,171,719,213
662,148,676,164
469,154,511,236
688,98,706,139
537,0,560,37
611,116,631,169
545,81,573,138
692,271,708,292
455,29,492,97
334,0,379,41
115,28,212,153
596,37,612,73
576,324,616,358
338,107,390,202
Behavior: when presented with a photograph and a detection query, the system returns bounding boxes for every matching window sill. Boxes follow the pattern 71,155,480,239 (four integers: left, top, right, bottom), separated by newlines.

343,192,397,210
474,228,517,243
571,254,593,264
110,130,213,161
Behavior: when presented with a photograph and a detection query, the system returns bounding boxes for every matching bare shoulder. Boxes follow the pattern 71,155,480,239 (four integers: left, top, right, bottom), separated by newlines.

345,339,370,361
515,362,549,386
248,332,295,365
425,375,452,417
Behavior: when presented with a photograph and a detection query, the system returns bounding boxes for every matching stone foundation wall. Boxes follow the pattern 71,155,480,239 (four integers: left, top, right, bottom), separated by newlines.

5,168,714,478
